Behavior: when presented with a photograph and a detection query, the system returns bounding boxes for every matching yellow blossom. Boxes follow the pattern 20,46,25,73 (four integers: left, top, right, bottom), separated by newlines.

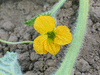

33,15,72,55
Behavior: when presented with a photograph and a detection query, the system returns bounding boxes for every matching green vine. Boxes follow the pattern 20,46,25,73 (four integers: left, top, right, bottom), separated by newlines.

0,39,33,44
55,0,89,75
50,0,66,16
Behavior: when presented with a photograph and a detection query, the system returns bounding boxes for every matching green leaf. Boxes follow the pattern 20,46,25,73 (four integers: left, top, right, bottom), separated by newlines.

24,12,51,27
0,51,23,75
0,72,6,75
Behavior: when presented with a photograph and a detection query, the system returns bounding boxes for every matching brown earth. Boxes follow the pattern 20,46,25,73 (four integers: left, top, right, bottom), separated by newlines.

0,0,100,75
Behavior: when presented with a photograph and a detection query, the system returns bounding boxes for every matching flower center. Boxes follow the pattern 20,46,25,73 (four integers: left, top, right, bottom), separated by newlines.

46,30,56,42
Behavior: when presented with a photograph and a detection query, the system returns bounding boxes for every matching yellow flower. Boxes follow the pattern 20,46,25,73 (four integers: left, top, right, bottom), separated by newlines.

33,15,72,55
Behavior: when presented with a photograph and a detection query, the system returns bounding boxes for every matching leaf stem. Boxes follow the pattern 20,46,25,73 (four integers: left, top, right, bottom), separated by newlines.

50,0,66,16
0,39,33,44
55,0,89,75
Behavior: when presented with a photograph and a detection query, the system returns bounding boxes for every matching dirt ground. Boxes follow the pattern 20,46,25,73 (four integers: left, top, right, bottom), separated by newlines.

0,0,100,75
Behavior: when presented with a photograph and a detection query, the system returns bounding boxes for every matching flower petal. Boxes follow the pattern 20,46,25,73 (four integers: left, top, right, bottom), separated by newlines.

34,15,55,34
33,35,48,54
54,26,72,45
44,41,61,55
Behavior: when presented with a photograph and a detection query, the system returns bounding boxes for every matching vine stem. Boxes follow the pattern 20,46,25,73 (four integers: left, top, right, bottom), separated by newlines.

50,0,66,16
0,39,33,44
55,0,89,75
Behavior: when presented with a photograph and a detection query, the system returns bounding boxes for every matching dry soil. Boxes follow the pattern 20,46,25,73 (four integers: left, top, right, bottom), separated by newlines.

0,0,100,75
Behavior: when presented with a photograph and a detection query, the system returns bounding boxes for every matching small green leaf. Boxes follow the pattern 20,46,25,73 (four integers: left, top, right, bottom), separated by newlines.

24,12,51,27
